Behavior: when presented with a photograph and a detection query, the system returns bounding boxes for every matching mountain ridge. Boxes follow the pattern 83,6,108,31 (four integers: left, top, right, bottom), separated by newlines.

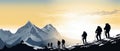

1,34,120,51
0,21,62,49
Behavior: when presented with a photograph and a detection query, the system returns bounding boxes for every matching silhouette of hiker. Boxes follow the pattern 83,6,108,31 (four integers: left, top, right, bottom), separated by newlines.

62,39,65,49
47,43,50,48
95,26,102,41
50,42,53,49
82,31,87,44
104,23,111,38
57,41,61,51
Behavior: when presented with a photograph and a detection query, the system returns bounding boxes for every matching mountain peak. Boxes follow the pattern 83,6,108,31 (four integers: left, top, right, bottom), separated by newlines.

42,24,57,32
24,21,33,27
43,24,56,30
45,24,54,28
26,21,32,25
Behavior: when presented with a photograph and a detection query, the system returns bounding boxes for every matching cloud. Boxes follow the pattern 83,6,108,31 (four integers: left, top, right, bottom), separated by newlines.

91,10,120,15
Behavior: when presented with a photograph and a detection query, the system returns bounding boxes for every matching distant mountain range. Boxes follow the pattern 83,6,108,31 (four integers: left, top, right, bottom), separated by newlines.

1,34,120,51
0,21,120,51
0,21,61,49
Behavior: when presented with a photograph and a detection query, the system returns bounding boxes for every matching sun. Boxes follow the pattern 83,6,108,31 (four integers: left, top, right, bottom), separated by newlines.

58,13,102,41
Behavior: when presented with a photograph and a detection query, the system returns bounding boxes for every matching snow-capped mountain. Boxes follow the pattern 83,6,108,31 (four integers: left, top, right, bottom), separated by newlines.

42,24,61,38
0,21,62,49
0,29,21,48
15,21,48,41
0,29,13,42
15,21,61,47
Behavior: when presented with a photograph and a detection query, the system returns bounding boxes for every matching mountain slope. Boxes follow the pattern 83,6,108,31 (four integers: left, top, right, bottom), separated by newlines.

0,38,5,49
13,21,62,48
1,34,120,51
0,29,13,42
42,24,60,37
0,21,61,50
68,34,120,51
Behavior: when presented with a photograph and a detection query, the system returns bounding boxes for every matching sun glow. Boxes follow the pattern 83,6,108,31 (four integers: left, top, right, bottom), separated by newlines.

58,12,102,41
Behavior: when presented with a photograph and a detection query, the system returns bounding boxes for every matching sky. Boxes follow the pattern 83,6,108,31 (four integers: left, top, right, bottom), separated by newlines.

0,0,120,41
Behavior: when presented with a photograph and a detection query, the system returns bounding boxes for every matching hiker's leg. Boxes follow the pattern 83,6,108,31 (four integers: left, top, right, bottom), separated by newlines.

108,32,110,38
96,35,98,41
82,38,84,44
85,38,87,43
99,35,101,40
105,31,108,38
63,44,65,48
